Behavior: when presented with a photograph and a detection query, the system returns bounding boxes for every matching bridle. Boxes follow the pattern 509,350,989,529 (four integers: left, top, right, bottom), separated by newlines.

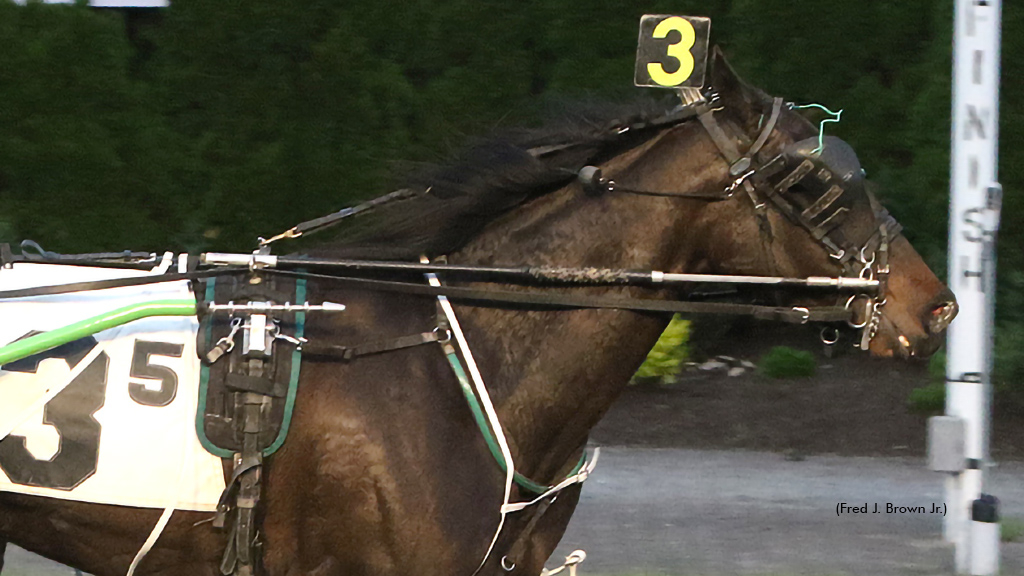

573,91,902,350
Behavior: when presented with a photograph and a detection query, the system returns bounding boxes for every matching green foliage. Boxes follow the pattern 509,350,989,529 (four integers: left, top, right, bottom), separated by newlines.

907,383,946,415
1002,517,1024,543
633,315,689,384
758,346,816,379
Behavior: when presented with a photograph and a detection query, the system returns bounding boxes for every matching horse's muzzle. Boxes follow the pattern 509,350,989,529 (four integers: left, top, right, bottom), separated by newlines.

907,289,958,358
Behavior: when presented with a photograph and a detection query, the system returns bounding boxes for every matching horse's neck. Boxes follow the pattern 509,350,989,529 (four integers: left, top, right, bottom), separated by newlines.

448,127,726,482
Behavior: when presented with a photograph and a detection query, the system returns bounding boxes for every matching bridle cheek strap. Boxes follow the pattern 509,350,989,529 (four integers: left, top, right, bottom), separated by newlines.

697,97,784,178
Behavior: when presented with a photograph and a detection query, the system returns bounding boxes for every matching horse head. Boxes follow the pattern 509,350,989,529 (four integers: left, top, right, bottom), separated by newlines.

619,48,957,359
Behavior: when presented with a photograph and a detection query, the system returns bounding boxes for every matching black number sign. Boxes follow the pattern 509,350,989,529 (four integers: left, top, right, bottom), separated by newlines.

634,15,711,89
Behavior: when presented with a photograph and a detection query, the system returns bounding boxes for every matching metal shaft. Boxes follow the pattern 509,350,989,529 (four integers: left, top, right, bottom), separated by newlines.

205,302,346,312
202,253,878,290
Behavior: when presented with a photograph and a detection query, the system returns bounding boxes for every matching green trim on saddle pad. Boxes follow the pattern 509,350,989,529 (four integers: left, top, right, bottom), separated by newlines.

195,277,306,458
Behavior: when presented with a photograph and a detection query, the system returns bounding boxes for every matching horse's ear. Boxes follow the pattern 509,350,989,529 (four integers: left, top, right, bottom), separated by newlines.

708,46,770,112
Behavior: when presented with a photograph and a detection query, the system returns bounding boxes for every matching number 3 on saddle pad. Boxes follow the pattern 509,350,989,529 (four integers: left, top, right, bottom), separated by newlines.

634,15,711,89
0,263,225,511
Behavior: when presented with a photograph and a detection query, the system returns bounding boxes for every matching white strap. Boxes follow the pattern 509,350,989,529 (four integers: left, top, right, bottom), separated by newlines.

421,257,516,574
541,550,587,576
125,506,174,576
500,448,599,514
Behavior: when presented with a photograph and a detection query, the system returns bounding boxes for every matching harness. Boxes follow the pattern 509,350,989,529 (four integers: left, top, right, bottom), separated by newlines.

0,91,902,576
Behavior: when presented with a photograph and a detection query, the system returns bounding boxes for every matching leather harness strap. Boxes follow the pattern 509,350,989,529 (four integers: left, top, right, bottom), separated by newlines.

301,330,442,360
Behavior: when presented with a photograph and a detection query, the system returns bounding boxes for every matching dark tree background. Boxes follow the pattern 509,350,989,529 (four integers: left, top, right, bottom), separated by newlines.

0,0,1021,393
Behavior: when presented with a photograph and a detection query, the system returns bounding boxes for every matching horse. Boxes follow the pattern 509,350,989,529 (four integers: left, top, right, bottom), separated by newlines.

0,49,956,576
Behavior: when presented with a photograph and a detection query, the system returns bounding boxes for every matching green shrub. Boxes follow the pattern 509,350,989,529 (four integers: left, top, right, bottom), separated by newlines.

758,346,816,379
632,315,689,384
908,382,946,414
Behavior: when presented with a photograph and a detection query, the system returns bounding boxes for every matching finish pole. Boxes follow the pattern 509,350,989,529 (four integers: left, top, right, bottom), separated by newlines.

946,0,1002,573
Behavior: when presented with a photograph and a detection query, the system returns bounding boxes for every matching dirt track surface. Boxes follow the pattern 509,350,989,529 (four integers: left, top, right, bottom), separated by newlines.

551,448,1024,576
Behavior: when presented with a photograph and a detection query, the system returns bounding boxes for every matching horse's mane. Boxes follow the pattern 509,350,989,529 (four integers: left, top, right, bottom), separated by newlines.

312,98,683,260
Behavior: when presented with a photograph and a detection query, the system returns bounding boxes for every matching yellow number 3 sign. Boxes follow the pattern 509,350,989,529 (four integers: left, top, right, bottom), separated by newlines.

634,15,711,89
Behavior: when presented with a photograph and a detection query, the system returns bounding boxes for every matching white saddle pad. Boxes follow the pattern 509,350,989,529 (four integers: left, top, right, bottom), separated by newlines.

0,262,225,511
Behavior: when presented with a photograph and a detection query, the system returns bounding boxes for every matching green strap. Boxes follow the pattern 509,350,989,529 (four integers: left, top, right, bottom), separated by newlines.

0,299,197,365
444,350,586,495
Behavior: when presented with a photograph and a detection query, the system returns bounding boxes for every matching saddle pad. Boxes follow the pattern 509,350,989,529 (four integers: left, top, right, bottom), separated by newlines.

196,274,304,457
0,263,225,511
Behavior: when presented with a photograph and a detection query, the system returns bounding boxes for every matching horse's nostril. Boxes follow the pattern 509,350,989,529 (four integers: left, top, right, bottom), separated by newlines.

929,300,959,334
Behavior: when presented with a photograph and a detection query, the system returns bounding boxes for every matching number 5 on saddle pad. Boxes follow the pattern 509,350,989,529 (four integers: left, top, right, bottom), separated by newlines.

0,263,225,511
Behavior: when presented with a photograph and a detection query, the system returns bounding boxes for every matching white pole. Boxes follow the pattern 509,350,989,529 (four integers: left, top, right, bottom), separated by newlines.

946,0,1002,573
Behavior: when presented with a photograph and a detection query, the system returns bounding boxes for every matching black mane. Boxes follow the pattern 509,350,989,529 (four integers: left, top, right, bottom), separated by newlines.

312,98,684,260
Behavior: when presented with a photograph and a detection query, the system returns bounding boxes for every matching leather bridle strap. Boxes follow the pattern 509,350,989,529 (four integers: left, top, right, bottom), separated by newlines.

300,330,442,360
697,97,785,176
697,106,743,166
749,97,784,158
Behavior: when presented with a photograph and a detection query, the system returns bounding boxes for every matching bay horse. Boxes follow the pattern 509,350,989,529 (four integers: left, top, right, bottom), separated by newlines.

0,50,956,576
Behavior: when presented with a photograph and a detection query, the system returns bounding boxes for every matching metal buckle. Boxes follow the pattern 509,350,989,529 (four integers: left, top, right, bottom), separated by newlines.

844,295,871,329
725,168,756,195
792,307,810,324
216,317,243,353
432,326,452,345
820,326,840,345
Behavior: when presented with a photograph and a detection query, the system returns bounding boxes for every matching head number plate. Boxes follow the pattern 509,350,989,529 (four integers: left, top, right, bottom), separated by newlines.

634,15,711,89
